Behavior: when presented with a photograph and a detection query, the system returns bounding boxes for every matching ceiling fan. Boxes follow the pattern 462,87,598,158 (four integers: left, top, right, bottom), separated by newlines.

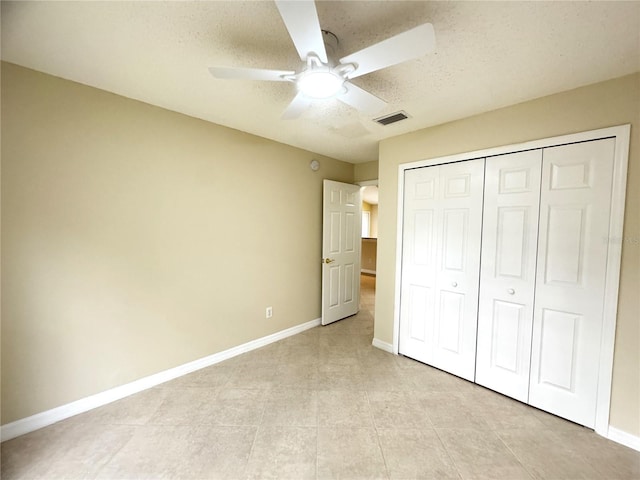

209,0,435,119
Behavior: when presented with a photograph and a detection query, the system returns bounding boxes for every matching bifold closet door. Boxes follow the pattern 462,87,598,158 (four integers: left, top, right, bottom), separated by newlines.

475,150,542,402
529,138,616,428
399,159,484,381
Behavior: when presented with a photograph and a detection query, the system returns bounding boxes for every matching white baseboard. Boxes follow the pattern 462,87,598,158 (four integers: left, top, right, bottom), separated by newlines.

361,269,376,275
1,317,321,442
608,426,640,452
372,338,393,353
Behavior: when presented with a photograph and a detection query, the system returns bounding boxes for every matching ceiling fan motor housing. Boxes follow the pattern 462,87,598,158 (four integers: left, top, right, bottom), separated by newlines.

321,30,340,62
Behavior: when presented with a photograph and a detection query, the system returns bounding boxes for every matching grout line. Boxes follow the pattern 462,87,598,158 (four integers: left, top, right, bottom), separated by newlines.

364,390,392,480
244,423,262,477
494,431,536,480
242,386,271,477
431,427,464,480
90,424,142,479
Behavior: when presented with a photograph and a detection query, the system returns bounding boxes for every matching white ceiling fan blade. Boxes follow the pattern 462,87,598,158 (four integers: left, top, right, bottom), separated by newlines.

282,92,312,120
340,23,435,79
274,0,327,63
338,82,387,115
209,66,294,81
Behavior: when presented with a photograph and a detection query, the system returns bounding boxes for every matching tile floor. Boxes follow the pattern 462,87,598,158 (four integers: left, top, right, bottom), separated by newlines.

2,274,639,479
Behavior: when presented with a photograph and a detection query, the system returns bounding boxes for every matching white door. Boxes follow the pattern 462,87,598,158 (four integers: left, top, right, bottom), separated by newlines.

398,166,440,365
475,150,542,401
528,138,616,428
399,159,485,381
322,180,361,325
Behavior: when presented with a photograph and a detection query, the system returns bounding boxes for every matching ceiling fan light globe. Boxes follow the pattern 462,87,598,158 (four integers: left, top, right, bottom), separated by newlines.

298,71,344,99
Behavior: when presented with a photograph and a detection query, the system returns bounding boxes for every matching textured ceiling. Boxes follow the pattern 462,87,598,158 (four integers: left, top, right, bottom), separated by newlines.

2,1,639,163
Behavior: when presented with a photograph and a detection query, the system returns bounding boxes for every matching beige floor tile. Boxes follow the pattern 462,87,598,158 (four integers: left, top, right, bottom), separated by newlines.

206,388,267,426
399,365,476,394
279,330,321,348
225,363,280,389
477,410,546,431
415,391,490,430
508,426,640,480
470,395,546,431
280,343,320,365
276,363,320,389
394,354,430,370
351,334,376,348
359,367,415,392
146,387,218,425
529,407,595,434
560,430,640,479
246,426,317,479
495,428,599,479
318,323,351,338
346,319,374,336
462,399,567,432
318,332,358,348
186,425,257,479
437,428,532,480
224,343,284,367
95,425,205,479
162,363,235,389
357,347,399,369
463,386,537,421
262,389,318,426
42,424,137,479
74,387,168,425
317,390,374,427
317,363,367,390
317,427,388,480
377,428,459,479
1,422,136,480
319,346,361,366
368,391,433,429
1,427,58,479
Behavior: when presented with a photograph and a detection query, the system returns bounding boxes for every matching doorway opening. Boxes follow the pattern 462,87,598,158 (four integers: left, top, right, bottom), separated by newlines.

359,182,378,323
320,179,378,329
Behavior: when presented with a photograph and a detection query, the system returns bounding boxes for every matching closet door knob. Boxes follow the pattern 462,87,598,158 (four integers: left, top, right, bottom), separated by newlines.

451,282,458,287
507,288,515,295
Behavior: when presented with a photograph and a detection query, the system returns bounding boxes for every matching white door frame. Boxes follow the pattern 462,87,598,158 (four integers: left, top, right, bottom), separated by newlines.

392,124,630,437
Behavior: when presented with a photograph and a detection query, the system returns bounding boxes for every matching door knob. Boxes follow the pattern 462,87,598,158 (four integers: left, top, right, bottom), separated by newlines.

324,258,335,264
507,288,515,295
451,281,458,287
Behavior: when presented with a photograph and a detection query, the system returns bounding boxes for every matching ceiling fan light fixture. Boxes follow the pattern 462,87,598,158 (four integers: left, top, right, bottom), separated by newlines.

298,70,344,99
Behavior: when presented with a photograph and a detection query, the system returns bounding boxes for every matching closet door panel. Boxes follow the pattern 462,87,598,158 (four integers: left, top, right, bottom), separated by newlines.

476,150,542,401
399,167,440,364
431,159,485,381
529,138,616,428
399,159,484,381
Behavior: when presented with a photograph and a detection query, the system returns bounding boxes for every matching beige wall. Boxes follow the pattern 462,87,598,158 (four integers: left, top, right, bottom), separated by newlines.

354,160,379,183
1,63,353,424
376,73,640,436
361,239,377,273
370,204,379,238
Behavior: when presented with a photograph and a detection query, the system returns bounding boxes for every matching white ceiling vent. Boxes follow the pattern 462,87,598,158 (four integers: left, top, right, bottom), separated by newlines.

374,111,409,126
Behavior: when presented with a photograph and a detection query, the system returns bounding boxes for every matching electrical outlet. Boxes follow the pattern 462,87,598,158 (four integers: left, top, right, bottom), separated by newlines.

265,306,273,319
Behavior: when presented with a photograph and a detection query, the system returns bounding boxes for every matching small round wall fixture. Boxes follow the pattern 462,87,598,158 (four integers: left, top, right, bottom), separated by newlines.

310,159,320,171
